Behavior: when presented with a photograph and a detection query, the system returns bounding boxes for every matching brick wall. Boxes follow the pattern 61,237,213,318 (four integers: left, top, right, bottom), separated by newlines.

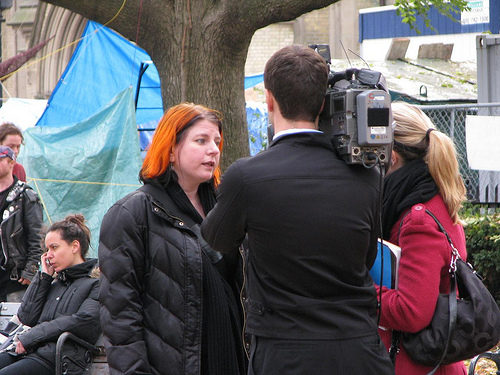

245,23,295,76
300,7,330,46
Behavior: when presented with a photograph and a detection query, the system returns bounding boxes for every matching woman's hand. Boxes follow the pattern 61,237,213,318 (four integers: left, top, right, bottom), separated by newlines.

17,278,31,285
41,253,54,276
15,341,26,354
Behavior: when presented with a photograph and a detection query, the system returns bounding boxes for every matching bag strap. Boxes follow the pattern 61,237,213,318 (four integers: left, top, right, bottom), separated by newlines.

389,330,401,365
423,209,459,375
389,209,413,366
390,208,459,374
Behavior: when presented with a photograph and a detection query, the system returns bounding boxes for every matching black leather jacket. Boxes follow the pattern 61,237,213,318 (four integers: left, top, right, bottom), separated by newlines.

0,179,44,281
99,183,206,375
16,259,101,370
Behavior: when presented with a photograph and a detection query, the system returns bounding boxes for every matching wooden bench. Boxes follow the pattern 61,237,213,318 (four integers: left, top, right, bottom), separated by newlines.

468,350,500,375
0,302,109,375
55,332,108,375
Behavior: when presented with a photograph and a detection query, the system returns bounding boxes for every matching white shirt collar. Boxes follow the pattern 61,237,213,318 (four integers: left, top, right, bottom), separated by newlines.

272,128,322,142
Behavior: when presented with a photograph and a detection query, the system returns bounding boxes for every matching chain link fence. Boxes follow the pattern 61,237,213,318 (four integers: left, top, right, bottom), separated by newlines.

418,103,500,204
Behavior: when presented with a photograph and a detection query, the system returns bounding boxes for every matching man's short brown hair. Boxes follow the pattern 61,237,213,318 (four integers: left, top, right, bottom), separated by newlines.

264,44,329,123
0,122,23,144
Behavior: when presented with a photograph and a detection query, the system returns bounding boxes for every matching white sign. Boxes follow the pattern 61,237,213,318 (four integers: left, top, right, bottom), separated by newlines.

466,115,500,171
461,0,490,25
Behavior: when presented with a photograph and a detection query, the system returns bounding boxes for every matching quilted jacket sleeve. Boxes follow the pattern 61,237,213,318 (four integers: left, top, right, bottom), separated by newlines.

17,271,53,326
98,197,152,375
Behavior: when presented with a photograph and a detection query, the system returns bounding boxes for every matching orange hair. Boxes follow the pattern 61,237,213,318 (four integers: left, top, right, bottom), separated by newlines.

140,103,224,184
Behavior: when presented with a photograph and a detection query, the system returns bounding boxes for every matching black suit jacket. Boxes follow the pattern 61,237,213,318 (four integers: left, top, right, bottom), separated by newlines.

202,132,381,339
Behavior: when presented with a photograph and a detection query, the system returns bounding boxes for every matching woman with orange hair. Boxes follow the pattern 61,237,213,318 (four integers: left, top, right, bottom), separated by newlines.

98,103,246,375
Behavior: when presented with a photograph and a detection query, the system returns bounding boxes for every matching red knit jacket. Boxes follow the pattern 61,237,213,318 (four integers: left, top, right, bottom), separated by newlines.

13,162,26,182
377,195,467,375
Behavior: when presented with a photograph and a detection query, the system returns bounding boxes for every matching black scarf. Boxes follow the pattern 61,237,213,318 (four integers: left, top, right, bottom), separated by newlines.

382,159,439,240
162,177,245,375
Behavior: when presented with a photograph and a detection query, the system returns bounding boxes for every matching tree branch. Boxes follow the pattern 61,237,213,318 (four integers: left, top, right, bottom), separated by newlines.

41,0,149,42
239,0,340,30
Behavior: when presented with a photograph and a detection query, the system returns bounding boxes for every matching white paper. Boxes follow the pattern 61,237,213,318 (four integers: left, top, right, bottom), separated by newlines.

383,240,401,289
466,115,500,171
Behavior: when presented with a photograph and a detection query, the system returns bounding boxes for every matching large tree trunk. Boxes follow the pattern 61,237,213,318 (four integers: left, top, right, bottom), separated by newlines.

41,0,340,169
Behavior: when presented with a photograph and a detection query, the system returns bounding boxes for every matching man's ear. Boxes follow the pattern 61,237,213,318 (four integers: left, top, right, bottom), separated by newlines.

265,89,274,113
319,97,325,114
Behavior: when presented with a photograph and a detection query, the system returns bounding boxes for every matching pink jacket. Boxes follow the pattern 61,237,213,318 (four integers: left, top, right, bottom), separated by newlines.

377,195,467,375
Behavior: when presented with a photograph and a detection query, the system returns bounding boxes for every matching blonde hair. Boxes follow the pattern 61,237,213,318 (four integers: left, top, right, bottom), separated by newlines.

391,102,466,223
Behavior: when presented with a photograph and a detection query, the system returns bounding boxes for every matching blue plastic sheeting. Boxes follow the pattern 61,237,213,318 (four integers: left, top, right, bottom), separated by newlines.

246,101,269,155
20,88,142,256
35,20,265,151
36,21,162,133
245,73,264,89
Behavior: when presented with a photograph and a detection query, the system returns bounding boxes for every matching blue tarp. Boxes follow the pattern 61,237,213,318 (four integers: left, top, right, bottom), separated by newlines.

245,73,264,89
36,20,265,151
36,21,163,151
20,87,142,255
246,101,268,155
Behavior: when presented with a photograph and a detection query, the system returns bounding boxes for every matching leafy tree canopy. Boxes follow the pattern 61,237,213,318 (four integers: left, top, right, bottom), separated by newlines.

395,0,471,33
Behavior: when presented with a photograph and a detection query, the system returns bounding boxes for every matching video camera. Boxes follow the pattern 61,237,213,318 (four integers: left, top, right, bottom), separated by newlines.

311,44,393,166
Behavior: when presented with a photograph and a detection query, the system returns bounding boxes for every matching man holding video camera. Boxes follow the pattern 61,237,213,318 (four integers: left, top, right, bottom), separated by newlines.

202,44,394,374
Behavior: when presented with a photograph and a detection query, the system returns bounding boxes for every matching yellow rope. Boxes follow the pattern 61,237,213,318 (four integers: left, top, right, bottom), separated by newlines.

27,175,140,225
30,178,52,224
103,0,127,27
0,0,128,81
28,177,140,187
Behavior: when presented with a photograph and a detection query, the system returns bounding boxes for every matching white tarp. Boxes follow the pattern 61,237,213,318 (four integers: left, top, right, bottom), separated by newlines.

0,98,47,131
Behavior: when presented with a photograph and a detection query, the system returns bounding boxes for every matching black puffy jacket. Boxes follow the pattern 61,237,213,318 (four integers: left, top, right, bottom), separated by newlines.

99,183,208,375
16,259,101,370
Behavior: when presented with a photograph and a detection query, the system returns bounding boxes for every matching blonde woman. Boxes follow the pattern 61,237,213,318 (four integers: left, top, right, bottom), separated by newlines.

377,102,467,374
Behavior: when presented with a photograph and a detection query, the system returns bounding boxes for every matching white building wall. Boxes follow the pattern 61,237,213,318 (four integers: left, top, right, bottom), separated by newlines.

361,33,481,62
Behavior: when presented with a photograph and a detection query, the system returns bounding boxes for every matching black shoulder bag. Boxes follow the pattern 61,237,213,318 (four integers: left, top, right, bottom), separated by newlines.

390,210,500,375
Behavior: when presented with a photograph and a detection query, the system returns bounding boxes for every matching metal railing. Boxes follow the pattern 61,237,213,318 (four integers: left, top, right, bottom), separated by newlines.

418,102,500,203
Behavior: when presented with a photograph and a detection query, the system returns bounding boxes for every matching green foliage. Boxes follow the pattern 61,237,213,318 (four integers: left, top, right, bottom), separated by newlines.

462,206,500,305
395,0,470,34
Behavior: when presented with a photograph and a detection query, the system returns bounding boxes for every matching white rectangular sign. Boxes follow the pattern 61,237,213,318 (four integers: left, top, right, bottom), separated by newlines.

461,0,490,25
466,115,500,171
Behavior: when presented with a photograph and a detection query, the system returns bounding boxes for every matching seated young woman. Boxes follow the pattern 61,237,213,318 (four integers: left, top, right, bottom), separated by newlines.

0,214,100,375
